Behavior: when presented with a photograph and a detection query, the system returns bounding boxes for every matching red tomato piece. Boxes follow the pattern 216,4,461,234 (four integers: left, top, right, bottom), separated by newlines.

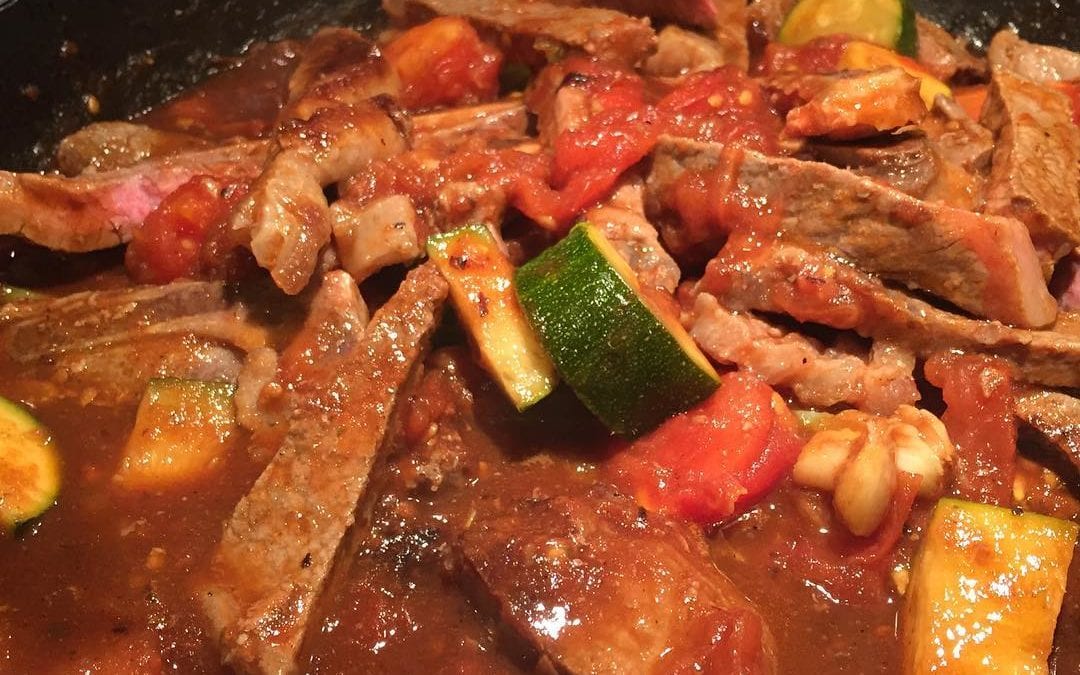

657,67,781,153
384,17,503,111
607,371,804,525
124,176,247,284
924,353,1017,506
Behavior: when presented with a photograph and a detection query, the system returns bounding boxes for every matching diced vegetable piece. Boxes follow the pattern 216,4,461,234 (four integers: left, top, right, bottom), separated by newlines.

515,223,720,436
427,224,557,411
0,396,60,531
838,41,951,108
115,378,236,489
902,498,1078,675
780,0,917,56
608,372,804,524
0,285,35,305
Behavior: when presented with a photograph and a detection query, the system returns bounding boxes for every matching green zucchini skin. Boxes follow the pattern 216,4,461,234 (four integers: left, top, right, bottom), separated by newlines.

0,395,61,531
896,0,918,57
779,0,918,56
515,224,718,437
428,224,557,411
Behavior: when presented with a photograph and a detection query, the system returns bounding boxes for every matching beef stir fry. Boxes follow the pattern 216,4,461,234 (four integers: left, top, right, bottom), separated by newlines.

2,0,1080,673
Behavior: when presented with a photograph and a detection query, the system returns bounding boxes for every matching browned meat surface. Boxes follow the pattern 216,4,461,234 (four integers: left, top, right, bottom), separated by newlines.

282,28,401,121
783,69,927,141
390,0,657,66
685,292,919,413
554,0,721,30
746,0,792,44
0,281,268,405
585,179,681,294
649,137,1056,328
800,135,940,199
698,240,1080,389
1015,389,1080,476
926,96,994,172
0,281,268,360
411,99,528,150
200,265,446,674
230,102,407,294
988,29,1080,84
914,16,987,83
643,25,731,78
330,194,422,282
982,67,1080,264
56,122,212,176
141,40,301,140
458,485,777,674
0,142,267,252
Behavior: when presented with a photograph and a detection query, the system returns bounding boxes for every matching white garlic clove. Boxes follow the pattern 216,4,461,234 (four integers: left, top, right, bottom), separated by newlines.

833,437,897,537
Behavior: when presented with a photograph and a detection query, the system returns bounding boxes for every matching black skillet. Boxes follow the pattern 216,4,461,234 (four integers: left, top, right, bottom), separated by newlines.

0,0,1076,172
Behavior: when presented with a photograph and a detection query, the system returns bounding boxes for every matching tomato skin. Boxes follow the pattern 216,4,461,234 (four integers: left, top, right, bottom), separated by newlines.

758,35,851,75
924,353,1017,506
607,371,804,525
384,17,503,110
125,177,247,284
657,67,781,153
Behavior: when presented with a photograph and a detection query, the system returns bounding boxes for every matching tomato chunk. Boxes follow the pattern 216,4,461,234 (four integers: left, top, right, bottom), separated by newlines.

607,371,804,524
924,353,1017,506
124,176,247,284
384,17,502,110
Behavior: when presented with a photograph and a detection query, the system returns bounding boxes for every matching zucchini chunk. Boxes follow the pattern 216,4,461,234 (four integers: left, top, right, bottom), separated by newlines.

0,396,61,531
428,224,557,410
115,378,236,489
779,0,917,57
903,498,1078,674
515,223,719,437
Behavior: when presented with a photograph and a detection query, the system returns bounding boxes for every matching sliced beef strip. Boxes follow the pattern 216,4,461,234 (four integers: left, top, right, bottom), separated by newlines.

987,29,1080,85
800,134,940,199
0,280,267,360
1014,389,1080,477
230,101,407,295
697,240,1080,389
411,99,528,151
457,484,777,675
685,291,919,414
585,177,681,294
914,16,988,84
388,0,656,66
0,141,267,252
552,0,721,31
643,25,731,78
200,264,447,675
0,281,267,405
648,137,1056,328
140,40,302,141
56,122,212,176
982,66,1080,265
281,28,401,122
922,95,994,175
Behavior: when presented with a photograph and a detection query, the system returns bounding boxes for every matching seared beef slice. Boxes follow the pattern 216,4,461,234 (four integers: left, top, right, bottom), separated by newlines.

458,487,777,675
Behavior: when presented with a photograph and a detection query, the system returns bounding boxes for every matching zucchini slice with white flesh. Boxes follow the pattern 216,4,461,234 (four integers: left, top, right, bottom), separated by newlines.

0,396,60,531
515,223,719,437
902,498,1078,674
115,378,236,489
779,0,918,56
428,224,557,411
